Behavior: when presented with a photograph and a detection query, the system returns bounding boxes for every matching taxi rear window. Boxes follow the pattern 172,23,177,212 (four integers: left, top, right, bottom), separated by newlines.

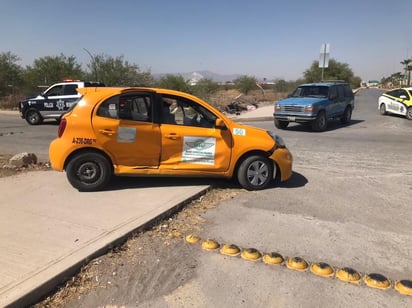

97,94,152,122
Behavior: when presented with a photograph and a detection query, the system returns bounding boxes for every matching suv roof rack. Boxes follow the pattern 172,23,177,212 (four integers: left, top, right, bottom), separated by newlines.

320,80,346,83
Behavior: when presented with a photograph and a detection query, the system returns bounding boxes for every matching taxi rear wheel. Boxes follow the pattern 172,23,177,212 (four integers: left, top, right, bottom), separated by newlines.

237,155,273,190
25,109,43,125
66,152,112,192
406,107,412,120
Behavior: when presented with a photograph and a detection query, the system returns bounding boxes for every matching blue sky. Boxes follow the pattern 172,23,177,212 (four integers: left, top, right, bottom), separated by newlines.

1,0,411,81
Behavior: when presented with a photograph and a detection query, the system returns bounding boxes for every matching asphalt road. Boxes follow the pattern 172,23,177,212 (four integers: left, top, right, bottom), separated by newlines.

187,88,412,307
0,113,57,161
2,88,412,306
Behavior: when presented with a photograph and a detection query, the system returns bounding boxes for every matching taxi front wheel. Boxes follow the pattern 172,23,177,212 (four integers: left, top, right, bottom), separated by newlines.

237,155,273,191
66,152,112,192
407,107,412,120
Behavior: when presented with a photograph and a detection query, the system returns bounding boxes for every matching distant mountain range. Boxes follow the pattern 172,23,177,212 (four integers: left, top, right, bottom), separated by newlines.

153,70,242,83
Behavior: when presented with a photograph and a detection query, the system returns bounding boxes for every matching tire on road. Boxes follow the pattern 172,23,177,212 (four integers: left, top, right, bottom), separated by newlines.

237,155,273,190
380,103,387,115
407,107,412,120
66,151,112,192
25,109,43,125
274,119,289,129
311,111,327,132
340,106,352,124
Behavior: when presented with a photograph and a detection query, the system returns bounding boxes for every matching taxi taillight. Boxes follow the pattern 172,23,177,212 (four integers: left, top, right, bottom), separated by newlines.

58,118,67,137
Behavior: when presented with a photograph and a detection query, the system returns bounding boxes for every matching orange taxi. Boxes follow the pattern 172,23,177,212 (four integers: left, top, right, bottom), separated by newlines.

49,87,293,191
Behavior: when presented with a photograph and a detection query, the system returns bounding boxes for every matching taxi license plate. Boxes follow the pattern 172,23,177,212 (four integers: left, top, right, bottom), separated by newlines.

287,116,295,121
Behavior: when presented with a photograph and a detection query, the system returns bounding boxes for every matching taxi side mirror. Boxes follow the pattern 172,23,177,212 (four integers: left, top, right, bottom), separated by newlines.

215,118,227,130
400,95,407,100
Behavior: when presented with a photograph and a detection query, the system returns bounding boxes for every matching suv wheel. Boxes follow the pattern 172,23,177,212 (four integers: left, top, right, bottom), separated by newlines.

380,103,387,115
237,155,273,190
340,106,352,124
66,152,112,192
274,119,289,129
311,111,327,132
25,109,43,125
407,107,412,120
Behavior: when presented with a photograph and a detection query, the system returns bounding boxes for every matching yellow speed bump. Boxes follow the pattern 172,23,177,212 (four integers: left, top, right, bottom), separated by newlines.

263,252,284,265
220,244,241,256
310,262,334,278
364,273,391,290
336,267,362,284
241,248,262,261
201,239,220,251
185,234,201,244
286,257,308,272
395,280,412,296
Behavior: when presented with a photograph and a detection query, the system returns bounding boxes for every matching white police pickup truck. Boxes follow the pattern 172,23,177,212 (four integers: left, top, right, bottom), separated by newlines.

19,80,105,125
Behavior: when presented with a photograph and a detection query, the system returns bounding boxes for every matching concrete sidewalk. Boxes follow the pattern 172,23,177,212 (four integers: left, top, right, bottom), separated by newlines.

0,171,209,307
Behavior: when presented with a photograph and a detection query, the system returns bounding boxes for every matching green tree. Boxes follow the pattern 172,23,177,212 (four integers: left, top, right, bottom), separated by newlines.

303,58,360,88
156,74,190,92
191,78,219,100
234,75,257,95
23,54,84,95
88,54,153,86
0,52,23,97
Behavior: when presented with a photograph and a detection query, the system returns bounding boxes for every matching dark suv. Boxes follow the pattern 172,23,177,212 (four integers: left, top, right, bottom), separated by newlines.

273,82,355,131
19,80,105,125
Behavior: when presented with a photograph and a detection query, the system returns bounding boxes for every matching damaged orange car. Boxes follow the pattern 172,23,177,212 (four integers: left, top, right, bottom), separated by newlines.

49,87,293,191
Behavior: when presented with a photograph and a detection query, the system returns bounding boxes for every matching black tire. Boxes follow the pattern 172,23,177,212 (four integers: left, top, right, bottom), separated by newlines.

25,109,43,125
380,103,387,115
406,107,412,120
66,152,112,192
274,119,289,129
237,155,273,190
311,111,327,132
340,106,352,124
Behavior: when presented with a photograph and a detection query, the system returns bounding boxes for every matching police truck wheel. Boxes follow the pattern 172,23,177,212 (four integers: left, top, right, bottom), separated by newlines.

406,107,412,120
380,104,387,115
237,155,273,190
311,111,327,131
25,110,43,125
66,152,112,192
274,119,289,129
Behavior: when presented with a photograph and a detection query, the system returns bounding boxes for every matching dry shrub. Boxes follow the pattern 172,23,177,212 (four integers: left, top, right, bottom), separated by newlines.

0,95,22,110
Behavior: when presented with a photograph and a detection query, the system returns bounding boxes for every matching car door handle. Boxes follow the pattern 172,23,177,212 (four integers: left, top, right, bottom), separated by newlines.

165,133,179,140
99,129,116,136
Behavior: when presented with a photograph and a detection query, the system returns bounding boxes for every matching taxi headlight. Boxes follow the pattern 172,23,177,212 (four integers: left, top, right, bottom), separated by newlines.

267,131,286,148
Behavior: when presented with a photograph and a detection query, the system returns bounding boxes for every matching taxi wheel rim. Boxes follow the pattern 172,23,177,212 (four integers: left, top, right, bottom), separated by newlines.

407,107,412,120
380,104,386,115
76,161,101,183
246,160,269,186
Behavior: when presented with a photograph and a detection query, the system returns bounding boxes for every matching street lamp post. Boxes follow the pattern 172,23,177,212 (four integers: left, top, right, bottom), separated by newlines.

83,48,98,81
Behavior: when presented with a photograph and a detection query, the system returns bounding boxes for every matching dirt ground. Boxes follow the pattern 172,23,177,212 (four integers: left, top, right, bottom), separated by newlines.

0,156,243,307
0,154,51,178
